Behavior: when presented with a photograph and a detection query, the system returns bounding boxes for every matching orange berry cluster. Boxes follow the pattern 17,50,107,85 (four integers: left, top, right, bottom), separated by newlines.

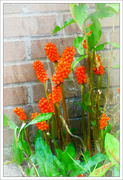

31,112,48,131
52,85,62,103
33,60,48,83
118,88,120,94
75,66,87,84
83,24,92,49
14,107,27,121
38,94,54,114
99,113,109,129
51,46,76,85
44,42,59,62
93,55,104,75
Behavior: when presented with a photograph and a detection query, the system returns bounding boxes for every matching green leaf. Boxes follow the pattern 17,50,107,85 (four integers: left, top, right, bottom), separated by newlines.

86,7,115,20
12,128,23,165
74,37,84,55
111,64,120,69
18,140,31,156
108,3,120,14
83,151,90,162
105,133,120,164
25,113,52,128
104,124,112,136
91,120,96,126
95,3,106,10
89,161,116,177
70,3,87,29
84,91,91,106
3,113,10,126
25,167,34,177
88,18,102,51
71,55,87,71
74,102,93,114
35,130,53,163
93,42,120,52
52,18,75,34
65,142,75,159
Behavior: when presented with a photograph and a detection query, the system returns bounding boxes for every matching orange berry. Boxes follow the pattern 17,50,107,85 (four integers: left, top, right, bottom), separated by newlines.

14,107,27,121
99,114,109,129
93,55,104,75
52,85,62,103
44,42,59,62
75,66,87,84
33,60,48,83
118,88,120,94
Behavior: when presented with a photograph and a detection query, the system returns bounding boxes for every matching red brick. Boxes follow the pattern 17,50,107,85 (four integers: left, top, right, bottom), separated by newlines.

31,37,75,59
4,4,23,14
33,82,52,102
3,86,28,106
28,3,70,12
4,15,57,37
4,41,25,61
4,62,54,84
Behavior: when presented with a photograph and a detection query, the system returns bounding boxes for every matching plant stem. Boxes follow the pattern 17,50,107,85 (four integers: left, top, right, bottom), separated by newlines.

81,84,87,149
60,83,71,145
43,131,48,145
3,160,14,165
23,121,33,154
51,115,57,150
84,23,92,155
104,14,118,112
98,75,101,90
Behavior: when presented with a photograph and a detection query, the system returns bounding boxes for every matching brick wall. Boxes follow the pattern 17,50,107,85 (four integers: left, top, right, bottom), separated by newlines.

3,3,120,155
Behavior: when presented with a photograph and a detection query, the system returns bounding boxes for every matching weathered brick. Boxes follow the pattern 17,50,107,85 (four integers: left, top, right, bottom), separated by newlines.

4,41,25,61
4,62,54,84
113,29,120,45
100,50,120,68
98,31,109,46
28,3,70,12
3,127,14,146
3,86,28,106
31,37,75,59
4,15,57,37
33,82,52,102
4,4,23,14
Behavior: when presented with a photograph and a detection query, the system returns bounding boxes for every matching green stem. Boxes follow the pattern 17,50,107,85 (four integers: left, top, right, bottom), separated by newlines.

104,14,118,112
98,75,101,90
43,131,48,145
51,115,57,150
3,160,14,165
60,83,71,145
23,121,33,154
81,84,87,150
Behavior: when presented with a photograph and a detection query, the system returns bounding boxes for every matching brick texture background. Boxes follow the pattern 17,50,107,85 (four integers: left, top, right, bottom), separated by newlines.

3,3,120,152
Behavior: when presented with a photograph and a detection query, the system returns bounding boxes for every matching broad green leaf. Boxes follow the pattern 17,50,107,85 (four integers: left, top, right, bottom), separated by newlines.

84,91,91,106
111,64,120,69
18,123,26,139
35,130,53,163
93,42,120,52
70,3,87,29
25,113,52,128
65,142,75,159
3,113,10,126
88,19,102,51
18,140,31,156
95,3,106,10
108,3,120,14
8,120,18,130
74,37,84,55
71,55,87,71
105,133,120,164
12,128,23,165
104,124,112,137
86,7,115,20
52,18,75,34
89,161,116,177
74,102,93,114
43,162,60,177
25,167,34,177
83,151,90,162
